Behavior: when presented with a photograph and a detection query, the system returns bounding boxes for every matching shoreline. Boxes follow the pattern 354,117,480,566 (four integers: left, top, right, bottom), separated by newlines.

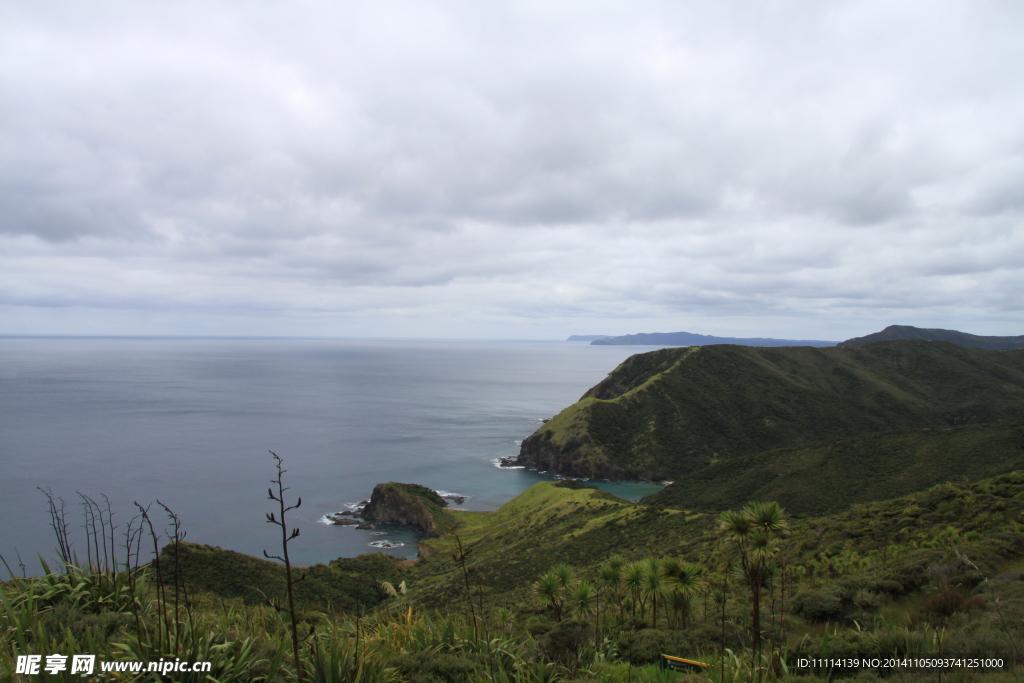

315,470,669,562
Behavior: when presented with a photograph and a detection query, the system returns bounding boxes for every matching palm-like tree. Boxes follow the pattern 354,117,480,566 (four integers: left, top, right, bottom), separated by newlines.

663,588,687,630
534,563,577,622
552,563,575,591
641,558,663,627
534,571,565,621
598,557,624,627
664,561,703,629
719,501,787,657
623,562,645,622
572,580,597,620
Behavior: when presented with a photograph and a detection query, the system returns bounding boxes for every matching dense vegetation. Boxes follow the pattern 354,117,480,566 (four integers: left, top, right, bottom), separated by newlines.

516,341,1024,481
4,473,1022,682
645,422,1024,513
162,543,406,613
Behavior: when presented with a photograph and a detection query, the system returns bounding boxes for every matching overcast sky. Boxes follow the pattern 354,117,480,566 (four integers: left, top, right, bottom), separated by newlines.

2,1,1022,340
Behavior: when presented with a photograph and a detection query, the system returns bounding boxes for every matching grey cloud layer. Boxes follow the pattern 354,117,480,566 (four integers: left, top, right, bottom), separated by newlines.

2,1,1022,334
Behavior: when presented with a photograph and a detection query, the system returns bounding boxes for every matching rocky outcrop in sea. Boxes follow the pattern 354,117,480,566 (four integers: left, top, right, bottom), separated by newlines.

360,482,450,538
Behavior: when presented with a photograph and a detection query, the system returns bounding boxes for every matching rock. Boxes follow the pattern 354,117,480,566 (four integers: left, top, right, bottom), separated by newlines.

326,514,360,526
361,482,450,538
355,522,374,530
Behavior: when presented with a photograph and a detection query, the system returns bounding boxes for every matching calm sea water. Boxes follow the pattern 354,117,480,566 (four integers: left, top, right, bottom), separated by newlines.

0,337,661,573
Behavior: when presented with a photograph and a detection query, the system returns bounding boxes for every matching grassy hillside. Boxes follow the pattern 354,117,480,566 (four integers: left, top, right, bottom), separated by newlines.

839,324,1024,350
161,543,408,613
410,472,1024,610
516,341,1024,480
4,473,1023,681
410,481,716,608
644,422,1024,514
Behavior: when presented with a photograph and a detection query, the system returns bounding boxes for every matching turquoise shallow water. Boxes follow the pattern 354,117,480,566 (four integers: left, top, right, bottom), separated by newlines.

0,337,663,570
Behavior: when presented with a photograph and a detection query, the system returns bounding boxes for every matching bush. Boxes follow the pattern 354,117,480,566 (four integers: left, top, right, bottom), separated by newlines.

792,628,871,659
553,480,595,490
942,620,1018,659
538,619,593,664
525,615,552,637
616,628,692,665
791,587,844,622
882,556,934,594
685,621,742,652
851,590,883,612
875,579,905,596
388,651,488,683
917,588,985,625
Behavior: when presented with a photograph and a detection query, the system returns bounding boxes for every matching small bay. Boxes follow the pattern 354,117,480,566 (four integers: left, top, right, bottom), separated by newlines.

0,337,662,572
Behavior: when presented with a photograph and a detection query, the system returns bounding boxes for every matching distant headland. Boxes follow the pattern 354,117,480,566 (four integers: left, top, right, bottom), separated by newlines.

583,330,836,347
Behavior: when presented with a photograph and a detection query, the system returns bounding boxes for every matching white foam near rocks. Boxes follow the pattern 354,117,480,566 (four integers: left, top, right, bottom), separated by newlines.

492,457,524,470
436,490,468,505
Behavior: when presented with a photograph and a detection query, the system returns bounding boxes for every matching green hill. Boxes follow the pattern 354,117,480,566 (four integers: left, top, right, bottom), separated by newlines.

839,324,1024,350
411,471,1024,616
643,422,1024,514
410,481,715,608
161,543,407,612
513,341,1024,481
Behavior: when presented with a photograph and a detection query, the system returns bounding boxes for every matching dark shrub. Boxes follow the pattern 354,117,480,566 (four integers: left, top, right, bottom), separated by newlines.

875,579,905,596
884,557,933,594
791,587,845,622
539,619,593,664
388,651,487,683
553,480,595,490
526,618,552,637
685,621,742,652
918,588,986,625
43,605,135,643
616,628,692,665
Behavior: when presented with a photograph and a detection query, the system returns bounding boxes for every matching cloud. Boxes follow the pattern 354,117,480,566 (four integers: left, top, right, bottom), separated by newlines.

1,0,1023,337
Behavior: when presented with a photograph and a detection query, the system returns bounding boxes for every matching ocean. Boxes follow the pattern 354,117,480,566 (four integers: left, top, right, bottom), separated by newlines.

0,337,662,573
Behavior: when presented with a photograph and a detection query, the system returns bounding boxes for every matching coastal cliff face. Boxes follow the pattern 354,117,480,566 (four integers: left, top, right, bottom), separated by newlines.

361,482,450,538
515,341,1024,481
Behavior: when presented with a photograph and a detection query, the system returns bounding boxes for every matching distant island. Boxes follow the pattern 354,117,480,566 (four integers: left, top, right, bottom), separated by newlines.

838,324,1024,350
578,324,1024,350
589,330,837,347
